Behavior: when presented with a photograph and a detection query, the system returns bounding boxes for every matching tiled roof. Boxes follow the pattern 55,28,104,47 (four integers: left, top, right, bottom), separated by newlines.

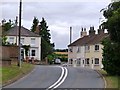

4,26,40,37
68,33,108,47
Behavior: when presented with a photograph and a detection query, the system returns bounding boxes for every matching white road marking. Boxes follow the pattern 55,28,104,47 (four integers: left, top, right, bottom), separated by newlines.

53,67,68,88
47,66,68,89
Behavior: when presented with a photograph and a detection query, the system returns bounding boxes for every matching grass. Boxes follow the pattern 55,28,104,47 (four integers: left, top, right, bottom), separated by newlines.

99,70,119,88
1,62,34,85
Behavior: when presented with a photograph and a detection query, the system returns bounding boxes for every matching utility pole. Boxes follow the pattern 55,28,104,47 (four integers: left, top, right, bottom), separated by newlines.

70,26,72,44
18,0,22,67
15,16,18,45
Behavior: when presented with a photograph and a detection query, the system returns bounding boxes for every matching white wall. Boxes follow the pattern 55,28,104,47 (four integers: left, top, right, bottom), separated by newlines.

6,36,41,60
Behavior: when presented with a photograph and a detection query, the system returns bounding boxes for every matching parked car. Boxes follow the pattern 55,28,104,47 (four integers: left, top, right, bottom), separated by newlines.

54,58,61,64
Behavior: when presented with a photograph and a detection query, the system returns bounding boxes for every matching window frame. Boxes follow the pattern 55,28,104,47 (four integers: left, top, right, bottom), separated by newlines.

94,58,99,65
31,50,36,56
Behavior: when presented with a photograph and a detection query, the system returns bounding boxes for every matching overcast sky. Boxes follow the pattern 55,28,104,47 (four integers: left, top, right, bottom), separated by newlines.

0,0,111,49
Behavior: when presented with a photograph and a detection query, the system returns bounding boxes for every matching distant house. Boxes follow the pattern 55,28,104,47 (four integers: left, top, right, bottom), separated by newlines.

68,26,108,70
4,26,41,61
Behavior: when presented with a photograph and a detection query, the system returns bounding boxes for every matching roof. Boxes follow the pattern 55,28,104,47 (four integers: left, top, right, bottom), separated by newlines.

68,33,108,47
4,26,40,37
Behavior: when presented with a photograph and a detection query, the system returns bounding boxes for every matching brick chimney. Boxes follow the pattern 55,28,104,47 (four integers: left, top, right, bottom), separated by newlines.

81,27,87,38
98,25,104,35
89,26,95,36
34,25,40,34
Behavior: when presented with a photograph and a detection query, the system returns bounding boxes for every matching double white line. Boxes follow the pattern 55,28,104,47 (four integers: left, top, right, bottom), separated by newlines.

47,66,68,89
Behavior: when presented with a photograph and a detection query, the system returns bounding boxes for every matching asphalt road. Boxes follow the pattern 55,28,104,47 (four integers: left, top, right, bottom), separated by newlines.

3,65,104,89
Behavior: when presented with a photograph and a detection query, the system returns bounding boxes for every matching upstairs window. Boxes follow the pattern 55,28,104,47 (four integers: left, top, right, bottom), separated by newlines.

9,37,14,44
31,38,35,45
69,47,73,52
21,38,24,45
77,47,81,53
85,45,90,52
95,45,99,51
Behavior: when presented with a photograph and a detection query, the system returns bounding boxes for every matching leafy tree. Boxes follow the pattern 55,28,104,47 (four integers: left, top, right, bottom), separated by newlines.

102,37,120,75
101,1,120,75
31,17,39,32
101,1,120,43
1,19,15,33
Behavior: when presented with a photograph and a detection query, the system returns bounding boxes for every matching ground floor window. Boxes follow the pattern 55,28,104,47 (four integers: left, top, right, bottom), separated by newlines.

31,50,36,56
85,58,89,65
95,58,99,64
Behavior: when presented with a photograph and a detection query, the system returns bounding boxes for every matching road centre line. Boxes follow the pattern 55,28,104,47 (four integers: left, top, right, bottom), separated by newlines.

47,66,68,89
53,67,68,88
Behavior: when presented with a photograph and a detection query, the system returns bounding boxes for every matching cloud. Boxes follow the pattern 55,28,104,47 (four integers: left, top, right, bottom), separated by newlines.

1,0,111,49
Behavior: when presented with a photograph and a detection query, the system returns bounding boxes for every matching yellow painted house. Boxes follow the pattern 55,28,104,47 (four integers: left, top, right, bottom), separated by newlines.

68,26,108,70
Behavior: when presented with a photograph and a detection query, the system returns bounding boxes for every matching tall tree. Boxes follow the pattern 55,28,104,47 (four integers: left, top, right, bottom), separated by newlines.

101,1,120,75
39,17,54,60
31,17,39,32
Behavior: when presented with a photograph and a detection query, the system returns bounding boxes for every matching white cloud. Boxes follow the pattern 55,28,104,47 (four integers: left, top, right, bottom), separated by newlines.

1,0,111,49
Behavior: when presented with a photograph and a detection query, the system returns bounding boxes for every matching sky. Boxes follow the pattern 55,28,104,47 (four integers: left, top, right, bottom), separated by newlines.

0,0,111,49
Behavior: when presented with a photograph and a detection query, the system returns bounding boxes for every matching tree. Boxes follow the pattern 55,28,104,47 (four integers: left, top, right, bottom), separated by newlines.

101,1,120,75
101,1,120,43
102,37,120,75
31,17,39,32
39,18,54,60
1,19,15,33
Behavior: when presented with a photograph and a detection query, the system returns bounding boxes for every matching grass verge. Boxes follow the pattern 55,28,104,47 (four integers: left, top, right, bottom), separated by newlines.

1,62,34,86
99,70,119,88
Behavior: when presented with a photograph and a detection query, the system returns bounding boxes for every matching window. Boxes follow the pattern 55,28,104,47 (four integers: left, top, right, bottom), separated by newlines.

95,58,99,64
85,45,90,52
85,58,89,64
31,38,35,45
31,50,36,56
9,37,14,44
77,47,81,53
95,45,99,51
69,47,73,52
21,38,24,45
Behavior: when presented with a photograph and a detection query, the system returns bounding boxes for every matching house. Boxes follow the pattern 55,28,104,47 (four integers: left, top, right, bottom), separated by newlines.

4,26,41,61
68,26,108,70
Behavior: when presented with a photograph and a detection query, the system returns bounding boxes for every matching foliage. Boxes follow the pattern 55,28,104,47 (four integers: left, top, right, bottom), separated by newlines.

102,37,120,75
30,17,39,32
39,18,51,43
39,18,54,60
1,19,15,33
101,1,120,75
2,36,7,45
101,1,120,43
22,45,30,56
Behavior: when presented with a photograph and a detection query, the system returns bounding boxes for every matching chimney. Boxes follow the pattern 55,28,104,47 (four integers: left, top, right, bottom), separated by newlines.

35,25,40,34
89,26,95,36
81,27,87,38
98,25,104,35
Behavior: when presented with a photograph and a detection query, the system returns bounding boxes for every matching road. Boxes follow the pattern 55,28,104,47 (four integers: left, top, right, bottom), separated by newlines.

3,65,104,89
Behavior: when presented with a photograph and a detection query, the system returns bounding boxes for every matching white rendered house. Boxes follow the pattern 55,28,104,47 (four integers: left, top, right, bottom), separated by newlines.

5,26,41,61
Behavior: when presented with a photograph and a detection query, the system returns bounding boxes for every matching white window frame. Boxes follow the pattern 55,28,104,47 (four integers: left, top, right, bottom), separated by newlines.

77,47,81,53
31,38,35,45
95,45,99,51
21,38,24,45
85,45,90,52
94,58,99,65
31,50,36,56
85,58,89,65
9,37,14,44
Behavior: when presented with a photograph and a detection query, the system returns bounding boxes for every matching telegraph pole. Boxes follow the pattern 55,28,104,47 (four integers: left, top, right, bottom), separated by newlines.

70,27,72,44
18,0,22,67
